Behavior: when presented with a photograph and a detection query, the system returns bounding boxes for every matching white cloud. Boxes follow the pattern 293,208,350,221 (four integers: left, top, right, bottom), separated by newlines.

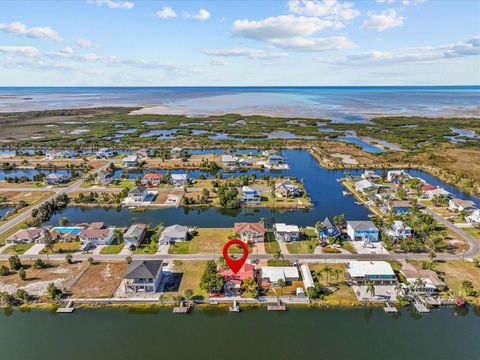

360,9,404,32
186,9,210,21
288,0,360,21
202,48,289,60
0,46,40,57
60,46,74,55
376,0,426,5
76,38,93,47
321,36,480,66
88,0,134,10
231,15,354,52
0,22,62,42
155,7,177,19
209,59,229,66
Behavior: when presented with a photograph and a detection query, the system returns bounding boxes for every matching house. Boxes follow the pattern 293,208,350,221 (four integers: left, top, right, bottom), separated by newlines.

96,148,115,158
122,155,138,168
267,154,285,166
170,147,185,159
317,217,341,239
300,264,315,290
261,266,299,286
346,261,397,285
448,198,477,213
422,184,439,192
224,148,238,156
386,221,413,242
97,172,113,185
45,173,69,185
346,221,379,242
171,174,188,187
142,173,163,187
389,200,412,215
5,228,42,244
424,188,452,199
241,186,261,205
49,226,83,242
275,180,300,198
79,222,115,247
400,263,446,294
126,186,149,203
354,179,378,194
124,260,163,293
159,224,189,245
220,263,254,296
273,223,300,242
361,170,380,180
262,149,280,157
124,224,148,248
233,222,266,243
387,170,408,182
222,155,238,167
466,209,480,223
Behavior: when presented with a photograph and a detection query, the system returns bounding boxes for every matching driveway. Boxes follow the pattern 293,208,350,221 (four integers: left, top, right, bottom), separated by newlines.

24,244,45,255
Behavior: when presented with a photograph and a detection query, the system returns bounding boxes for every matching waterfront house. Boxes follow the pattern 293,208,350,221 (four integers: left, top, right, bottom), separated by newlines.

171,174,188,187
354,179,378,194
386,221,413,242
266,154,285,166
424,187,452,199
224,148,238,156
220,263,254,296
97,172,113,185
346,261,397,286
361,170,380,180
400,263,446,294
466,209,480,223
241,186,261,205
45,173,69,185
96,148,115,158
422,184,439,192
124,260,163,293
262,149,280,157
346,221,379,242
448,198,477,213
261,266,300,286
126,186,149,203
122,155,138,168
317,217,341,240
389,200,412,215
5,228,42,244
124,224,148,248
159,224,189,245
222,154,238,167
387,170,409,182
170,147,185,159
273,223,300,242
79,222,115,247
275,180,300,198
233,222,266,243
142,173,163,187
49,226,83,242
300,264,315,290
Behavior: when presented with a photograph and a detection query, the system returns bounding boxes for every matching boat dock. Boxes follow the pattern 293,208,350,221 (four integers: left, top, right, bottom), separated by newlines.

268,300,286,311
413,301,430,313
57,300,75,313
383,302,398,313
173,301,192,314
229,299,240,312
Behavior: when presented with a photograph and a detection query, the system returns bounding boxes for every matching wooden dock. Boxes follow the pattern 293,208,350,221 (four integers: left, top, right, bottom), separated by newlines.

57,300,75,313
173,301,191,314
383,302,398,313
414,301,430,313
229,299,240,312
268,300,286,311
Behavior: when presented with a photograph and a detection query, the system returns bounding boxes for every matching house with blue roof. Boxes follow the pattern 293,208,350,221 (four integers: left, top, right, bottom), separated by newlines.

317,217,342,240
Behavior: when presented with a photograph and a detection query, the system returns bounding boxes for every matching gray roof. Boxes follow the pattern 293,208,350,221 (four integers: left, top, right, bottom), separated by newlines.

125,224,147,239
348,221,379,231
124,260,163,279
129,186,146,195
321,217,335,229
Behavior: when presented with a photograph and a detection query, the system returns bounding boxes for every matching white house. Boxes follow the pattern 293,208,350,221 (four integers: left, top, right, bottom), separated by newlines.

126,186,149,203
400,263,446,294
346,221,379,242
45,173,69,185
346,261,397,285
159,224,189,245
124,224,148,247
424,188,452,199
273,223,300,242
448,198,477,213
96,148,115,158
354,179,378,194
124,260,163,293
275,180,300,198
386,221,413,242
171,174,188,187
222,155,238,167
241,186,261,205
122,155,138,168
466,209,480,223
387,170,408,182
79,223,115,247
5,228,43,244
261,266,300,286
233,222,266,243
170,147,185,159
300,264,314,290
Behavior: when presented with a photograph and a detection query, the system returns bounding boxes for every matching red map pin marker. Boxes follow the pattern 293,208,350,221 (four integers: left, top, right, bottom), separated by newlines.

223,239,249,274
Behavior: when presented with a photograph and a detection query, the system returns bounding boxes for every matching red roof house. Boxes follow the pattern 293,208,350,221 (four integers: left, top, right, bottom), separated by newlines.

142,173,163,186
220,263,255,295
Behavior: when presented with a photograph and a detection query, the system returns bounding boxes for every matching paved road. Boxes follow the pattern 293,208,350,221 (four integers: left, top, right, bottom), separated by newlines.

422,207,479,258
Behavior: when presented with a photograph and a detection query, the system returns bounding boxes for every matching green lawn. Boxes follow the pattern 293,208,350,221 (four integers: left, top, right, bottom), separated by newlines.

263,230,280,254
285,229,318,254
1,243,34,255
169,228,239,254
463,227,480,242
40,241,81,254
133,240,158,254
100,244,125,254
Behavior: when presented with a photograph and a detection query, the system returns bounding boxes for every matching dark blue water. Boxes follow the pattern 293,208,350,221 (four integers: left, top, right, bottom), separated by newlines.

44,149,480,228
0,206,13,219
1,86,478,119
0,169,72,180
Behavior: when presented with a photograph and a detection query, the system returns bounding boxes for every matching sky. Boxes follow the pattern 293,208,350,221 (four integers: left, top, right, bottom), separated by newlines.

0,0,479,86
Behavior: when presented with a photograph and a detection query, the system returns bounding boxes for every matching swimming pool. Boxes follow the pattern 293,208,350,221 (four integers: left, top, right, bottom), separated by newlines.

53,227,83,234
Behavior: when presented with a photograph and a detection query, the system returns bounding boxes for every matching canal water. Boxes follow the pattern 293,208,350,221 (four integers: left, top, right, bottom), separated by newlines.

45,149,479,227
0,307,478,360
0,168,72,180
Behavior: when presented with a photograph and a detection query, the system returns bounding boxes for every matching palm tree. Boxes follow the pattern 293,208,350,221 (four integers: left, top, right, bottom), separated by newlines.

315,271,323,284
394,283,404,297
323,266,333,285
413,278,426,294
275,279,286,297
366,281,375,300
43,229,54,262
333,268,342,284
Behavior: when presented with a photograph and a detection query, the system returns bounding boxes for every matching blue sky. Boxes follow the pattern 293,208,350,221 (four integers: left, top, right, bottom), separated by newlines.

0,0,479,85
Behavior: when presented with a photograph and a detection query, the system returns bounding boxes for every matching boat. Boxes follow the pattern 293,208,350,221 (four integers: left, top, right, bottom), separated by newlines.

342,191,352,196
229,299,240,312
